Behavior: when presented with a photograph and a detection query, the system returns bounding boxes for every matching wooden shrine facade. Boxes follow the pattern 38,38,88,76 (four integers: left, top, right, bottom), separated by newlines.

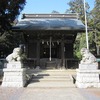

13,14,85,69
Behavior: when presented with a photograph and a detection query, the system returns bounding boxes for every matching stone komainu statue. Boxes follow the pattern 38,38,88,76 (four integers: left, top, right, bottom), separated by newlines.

6,47,22,63
80,48,97,64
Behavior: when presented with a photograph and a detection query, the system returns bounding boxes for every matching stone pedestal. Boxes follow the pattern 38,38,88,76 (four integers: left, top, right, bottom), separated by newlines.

2,62,26,87
76,64,100,88
6,62,23,69
79,63,98,70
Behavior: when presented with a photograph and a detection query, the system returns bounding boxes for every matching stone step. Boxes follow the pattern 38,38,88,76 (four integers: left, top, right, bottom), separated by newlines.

33,73,71,77
27,69,75,88
33,75,71,78
29,74,71,77
28,81,75,88
32,75,72,82
27,69,70,72
32,78,72,82
27,69,75,74
27,71,71,76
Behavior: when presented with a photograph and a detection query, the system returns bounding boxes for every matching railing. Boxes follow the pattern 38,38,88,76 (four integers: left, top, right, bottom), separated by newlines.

24,58,79,69
40,58,61,69
24,58,36,69
65,59,79,69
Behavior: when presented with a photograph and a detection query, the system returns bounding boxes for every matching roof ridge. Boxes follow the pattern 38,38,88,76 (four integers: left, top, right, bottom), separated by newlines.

22,13,79,19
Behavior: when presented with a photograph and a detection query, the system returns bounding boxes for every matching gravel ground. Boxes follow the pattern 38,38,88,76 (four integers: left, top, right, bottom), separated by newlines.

0,87,100,100
0,69,100,100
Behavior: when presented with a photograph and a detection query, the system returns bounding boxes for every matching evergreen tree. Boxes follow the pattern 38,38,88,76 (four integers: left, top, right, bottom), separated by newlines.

67,0,90,59
0,0,26,58
91,0,100,55
67,0,90,21
51,10,59,14
0,0,26,33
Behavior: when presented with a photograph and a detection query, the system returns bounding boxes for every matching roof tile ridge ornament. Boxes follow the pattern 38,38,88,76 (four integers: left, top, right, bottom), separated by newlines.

22,13,79,19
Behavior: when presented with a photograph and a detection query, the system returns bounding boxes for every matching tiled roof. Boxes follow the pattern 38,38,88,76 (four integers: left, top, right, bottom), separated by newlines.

13,14,85,31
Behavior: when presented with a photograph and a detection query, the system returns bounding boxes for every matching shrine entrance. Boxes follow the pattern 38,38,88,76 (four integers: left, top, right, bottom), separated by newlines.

40,37,60,60
39,36,61,69
40,42,59,59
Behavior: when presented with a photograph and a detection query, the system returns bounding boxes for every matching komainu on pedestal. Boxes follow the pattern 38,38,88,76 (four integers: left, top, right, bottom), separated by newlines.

76,48,100,88
2,47,26,87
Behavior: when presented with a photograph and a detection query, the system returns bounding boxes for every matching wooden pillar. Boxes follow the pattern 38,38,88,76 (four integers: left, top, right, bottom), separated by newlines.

49,36,52,61
36,39,40,66
61,39,65,69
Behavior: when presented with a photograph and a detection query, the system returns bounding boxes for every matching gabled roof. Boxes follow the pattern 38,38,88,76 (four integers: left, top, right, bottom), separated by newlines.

12,14,85,31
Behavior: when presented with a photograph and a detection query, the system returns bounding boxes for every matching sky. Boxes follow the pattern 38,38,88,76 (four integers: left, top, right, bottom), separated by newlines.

19,0,95,20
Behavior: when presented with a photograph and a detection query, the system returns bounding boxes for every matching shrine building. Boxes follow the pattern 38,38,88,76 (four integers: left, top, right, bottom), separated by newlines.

12,13,85,69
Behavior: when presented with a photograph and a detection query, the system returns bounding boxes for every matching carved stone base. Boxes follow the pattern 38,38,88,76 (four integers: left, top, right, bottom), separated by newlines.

7,62,23,69
79,63,98,70
2,68,26,87
76,69,100,88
